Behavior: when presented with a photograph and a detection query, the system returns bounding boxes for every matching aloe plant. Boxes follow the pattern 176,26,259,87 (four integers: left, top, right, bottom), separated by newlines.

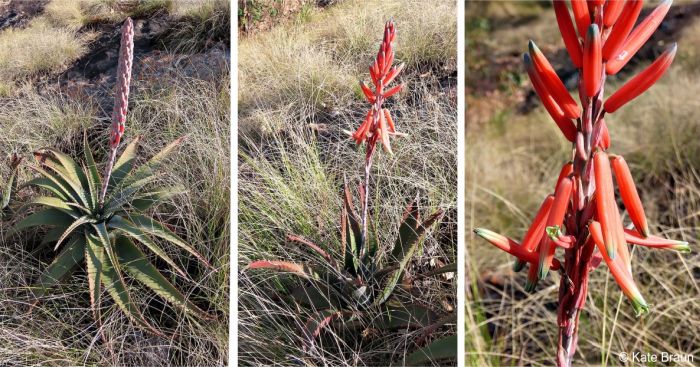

245,20,456,362
9,17,213,334
11,135,212,332
248,182,450,348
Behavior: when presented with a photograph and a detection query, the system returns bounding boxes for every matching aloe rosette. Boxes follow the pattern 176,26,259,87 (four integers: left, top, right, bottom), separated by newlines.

473,2,689,366
10,18,213,334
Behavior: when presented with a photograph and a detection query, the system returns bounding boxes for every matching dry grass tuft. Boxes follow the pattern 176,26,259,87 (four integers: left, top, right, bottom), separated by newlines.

0,19,91,85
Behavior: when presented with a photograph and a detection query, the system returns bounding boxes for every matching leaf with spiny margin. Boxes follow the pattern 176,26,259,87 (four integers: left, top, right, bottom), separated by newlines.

104,176,157,214
130,189,180,212
99,238,162,336
1,169,16,210
33,235,86,297
375,209,444,306
30,164,88,208
390,194,420,265
108,215,187,278
405,334,457,366
127,213,211,268
22,196,80,218
115,236,212,318
39,149,90,206
10,208,74,235
376,304,438,330
55,215,95,251
85,233,104,323
22,177,70,202
109,137,140,189
92,222,124,289
120,137,185,189
420,263,457,278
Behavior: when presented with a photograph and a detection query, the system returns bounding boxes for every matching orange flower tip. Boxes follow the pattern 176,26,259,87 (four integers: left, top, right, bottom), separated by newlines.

607,244,616,259
673,241,691,253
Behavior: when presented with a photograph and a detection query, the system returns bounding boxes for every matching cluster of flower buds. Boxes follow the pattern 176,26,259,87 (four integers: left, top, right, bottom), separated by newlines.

476,0,690,330
350,20,405,158
101,17,134,201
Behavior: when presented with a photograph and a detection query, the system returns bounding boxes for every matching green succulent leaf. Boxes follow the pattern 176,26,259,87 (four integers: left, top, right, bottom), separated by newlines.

130,189,179,212
120,137,184,189
24,196,80,217
126,213,210,268
2,169,16,210
108,215,187,277
376,304,438,330
33,235,86,297
55,215,95,251
22,177,70,202
99,238,161,336
375,208,444,306
405,334,457,366
10,208,74,234
114,236,211,318
85,233,105,322
109,137,141,189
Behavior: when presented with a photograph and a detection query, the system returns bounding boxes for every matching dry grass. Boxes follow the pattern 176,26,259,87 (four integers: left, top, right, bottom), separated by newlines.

239,0,457,364
0,18,91,88
466,10,700,367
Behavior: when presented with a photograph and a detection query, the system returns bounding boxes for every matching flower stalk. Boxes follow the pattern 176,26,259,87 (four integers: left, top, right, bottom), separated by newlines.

101,17,134,203
474,2,687,366
352,20,405,254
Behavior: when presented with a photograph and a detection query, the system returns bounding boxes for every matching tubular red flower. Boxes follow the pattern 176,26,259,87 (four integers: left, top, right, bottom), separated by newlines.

599,119,610,150
571,0,591,39
593,151,619,259
474,228,561,270
553,0,583,68
529,41,581,119
359,81,376,103
589,221,649,316
623,229,691,252
583,24,602,98
610,155,650,237
538,177,573,280
514,195,555,272
605,43,677,113
602,0,643,62
603,0,626,28
606,0,673,75
524,54,577,142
